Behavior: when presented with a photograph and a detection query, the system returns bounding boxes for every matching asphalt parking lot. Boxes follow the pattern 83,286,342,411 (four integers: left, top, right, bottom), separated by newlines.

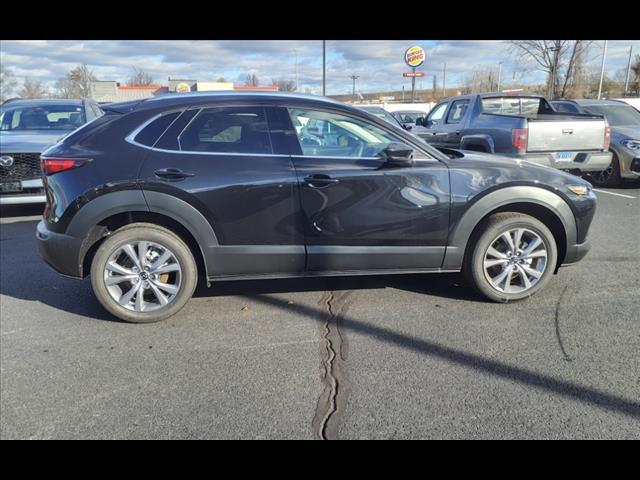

1,183,639,439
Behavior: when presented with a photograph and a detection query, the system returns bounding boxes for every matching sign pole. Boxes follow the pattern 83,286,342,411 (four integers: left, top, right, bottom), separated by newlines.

411,66,416,102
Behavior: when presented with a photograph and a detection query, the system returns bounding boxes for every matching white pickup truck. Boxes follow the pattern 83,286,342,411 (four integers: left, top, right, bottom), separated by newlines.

413,93,612,174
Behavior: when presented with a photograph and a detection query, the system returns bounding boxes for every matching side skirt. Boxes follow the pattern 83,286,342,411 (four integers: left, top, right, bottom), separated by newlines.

207,267,460,283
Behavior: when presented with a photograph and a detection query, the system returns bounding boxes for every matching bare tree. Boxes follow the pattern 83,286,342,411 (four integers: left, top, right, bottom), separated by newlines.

1,66,19,102
271,78,296,92
216,77,227,83
127,67,154,86
18,78,49,99
244,73,259,86
507,40,592,99
462,66,498,94
630,54,640,96
55,64,97,98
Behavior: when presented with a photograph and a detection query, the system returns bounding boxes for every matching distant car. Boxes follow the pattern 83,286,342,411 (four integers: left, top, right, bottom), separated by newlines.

356,106,407,128
0,98,103,205
391,110,428,129
551,99,640,187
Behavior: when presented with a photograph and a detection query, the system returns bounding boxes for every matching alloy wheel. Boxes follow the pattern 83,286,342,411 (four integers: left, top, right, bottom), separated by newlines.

483,228,548,294
103,240,182,312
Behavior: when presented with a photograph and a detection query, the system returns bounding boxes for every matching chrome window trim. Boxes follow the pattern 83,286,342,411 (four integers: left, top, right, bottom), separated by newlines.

124,105,439,162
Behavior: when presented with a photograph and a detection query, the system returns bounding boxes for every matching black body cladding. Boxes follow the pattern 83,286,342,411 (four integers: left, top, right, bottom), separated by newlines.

37,92,596,281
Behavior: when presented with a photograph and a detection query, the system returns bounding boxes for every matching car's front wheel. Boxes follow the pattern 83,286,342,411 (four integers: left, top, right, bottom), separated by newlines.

588,152,622,188
465,213,558,302
90,223,197,323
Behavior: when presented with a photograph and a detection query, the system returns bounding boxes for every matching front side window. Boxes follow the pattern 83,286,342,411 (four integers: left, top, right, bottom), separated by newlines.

288,108,404,158
426,102,448,125
179,106,272,154
446,100,469,124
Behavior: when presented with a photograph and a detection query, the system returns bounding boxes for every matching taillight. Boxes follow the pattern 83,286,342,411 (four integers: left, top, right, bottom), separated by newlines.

603,126,611,150
512,128,528,153
41,157,91,175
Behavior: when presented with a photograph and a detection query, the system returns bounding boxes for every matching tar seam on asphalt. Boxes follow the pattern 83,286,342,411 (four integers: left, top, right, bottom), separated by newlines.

554,285,573,362
312,290,352,440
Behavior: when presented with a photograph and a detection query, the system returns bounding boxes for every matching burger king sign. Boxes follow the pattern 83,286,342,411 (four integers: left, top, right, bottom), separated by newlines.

404,46,426,68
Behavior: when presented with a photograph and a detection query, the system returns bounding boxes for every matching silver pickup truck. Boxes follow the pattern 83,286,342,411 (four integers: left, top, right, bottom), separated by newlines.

413,93,612,173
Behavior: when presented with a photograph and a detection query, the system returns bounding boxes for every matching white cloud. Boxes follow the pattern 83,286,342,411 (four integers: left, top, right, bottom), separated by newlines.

1,39,638,95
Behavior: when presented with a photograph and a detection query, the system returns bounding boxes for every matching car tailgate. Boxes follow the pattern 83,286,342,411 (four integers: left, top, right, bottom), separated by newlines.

527,117,606,152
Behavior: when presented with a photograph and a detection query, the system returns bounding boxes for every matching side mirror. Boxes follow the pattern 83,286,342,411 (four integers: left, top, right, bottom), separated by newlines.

415,117,425,126
382,142,414,168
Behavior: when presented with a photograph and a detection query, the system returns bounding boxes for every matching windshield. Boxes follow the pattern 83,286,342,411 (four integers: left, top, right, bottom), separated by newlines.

581,104,640,127
395,111,425,123
360,107,400,126
481,97,548,116
0,104,86,131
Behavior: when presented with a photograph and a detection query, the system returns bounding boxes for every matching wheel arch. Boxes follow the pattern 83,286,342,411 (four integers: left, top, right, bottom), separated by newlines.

443,186,576,273
69,190,218,279
460,134,494,153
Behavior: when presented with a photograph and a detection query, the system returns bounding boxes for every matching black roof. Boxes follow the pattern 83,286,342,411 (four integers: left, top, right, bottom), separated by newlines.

104,91,349,114
1,98,85,107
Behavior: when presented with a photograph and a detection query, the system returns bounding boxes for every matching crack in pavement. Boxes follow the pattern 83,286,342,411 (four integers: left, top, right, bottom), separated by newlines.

312,290,353,440
554,286,573,362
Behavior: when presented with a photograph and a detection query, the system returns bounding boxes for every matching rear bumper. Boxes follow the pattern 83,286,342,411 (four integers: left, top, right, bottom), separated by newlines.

561,238,591,267
518,151,612,172
36,220,83,278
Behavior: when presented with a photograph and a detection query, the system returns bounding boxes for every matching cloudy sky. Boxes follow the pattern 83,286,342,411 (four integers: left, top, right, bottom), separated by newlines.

2,40,638,95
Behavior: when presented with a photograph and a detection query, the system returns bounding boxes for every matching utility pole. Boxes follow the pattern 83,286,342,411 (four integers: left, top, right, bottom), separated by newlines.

598,40,608,100
292,48,299,92
350,75,359,102
322,40,326,96
549,43,561,99
497,62,503,92
624,45,633,95
442,63,446,97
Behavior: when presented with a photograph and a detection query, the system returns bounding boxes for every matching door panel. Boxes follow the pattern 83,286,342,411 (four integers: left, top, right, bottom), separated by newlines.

291,155,450,271
137,106,305,277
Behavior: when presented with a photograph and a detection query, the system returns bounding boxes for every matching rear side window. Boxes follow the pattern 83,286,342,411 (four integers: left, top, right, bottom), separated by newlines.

134,112,180,147
179,107,273,154
446,100,469,124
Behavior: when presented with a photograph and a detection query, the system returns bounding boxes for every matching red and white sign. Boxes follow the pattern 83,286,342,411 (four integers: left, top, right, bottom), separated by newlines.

403,72,425,78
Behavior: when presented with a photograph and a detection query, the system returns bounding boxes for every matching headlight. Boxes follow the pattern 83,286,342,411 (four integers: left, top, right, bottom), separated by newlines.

567,185,590,195
621,139,640,150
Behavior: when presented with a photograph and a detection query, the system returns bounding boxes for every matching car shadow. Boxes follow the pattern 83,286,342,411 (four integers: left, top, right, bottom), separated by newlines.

1,214,482,324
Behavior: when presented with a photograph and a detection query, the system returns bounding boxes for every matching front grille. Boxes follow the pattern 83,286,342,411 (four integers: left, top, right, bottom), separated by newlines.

0,153,42,182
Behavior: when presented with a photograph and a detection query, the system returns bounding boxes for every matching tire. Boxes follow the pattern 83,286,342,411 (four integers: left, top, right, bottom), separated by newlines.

464,213,558,303
90,223,198,323
588,152,622,188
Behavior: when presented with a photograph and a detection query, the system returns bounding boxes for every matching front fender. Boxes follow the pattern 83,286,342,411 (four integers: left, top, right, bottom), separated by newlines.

442,185,577,270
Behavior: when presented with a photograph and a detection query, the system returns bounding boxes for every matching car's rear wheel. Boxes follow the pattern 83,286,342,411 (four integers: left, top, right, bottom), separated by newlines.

90,223,197,323
588,152,622,188
464,213,558,302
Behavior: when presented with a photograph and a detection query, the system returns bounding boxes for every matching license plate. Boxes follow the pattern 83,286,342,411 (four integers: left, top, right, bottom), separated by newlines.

0,182,22,193
555,152,574,161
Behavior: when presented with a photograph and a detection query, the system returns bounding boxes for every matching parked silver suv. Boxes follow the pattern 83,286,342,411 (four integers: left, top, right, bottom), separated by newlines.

551,99,640,187
0,98,103,205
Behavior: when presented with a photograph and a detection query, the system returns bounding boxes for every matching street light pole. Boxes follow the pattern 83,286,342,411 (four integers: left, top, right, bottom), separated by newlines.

597,40,608,100
624,45,633,95
442,63,446,97
497,62,502,92
322,40,326,96
350,75,359,102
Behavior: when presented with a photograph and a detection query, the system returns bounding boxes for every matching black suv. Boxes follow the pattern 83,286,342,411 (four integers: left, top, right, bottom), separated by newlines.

36,92,596,323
